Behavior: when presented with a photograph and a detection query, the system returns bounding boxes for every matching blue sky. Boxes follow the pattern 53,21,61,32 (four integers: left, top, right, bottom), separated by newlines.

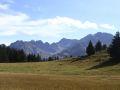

0,0,119,45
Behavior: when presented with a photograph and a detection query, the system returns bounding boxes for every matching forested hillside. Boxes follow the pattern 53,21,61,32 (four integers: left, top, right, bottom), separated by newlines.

0,44,41,62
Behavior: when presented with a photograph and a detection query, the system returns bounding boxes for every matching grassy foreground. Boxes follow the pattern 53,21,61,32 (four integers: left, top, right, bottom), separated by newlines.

0,73,120,90
0,51,120,90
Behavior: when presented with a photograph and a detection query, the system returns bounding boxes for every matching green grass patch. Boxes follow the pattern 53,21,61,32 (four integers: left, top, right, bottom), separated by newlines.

0,51,119,75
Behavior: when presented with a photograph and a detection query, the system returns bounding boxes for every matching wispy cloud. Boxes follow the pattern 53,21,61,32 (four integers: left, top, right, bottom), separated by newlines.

0,3,10,10
100,24,116,30
0,30,17,36
0,0,15,10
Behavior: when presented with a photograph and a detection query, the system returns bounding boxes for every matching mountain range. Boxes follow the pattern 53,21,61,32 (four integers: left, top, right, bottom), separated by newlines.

10,32,113,58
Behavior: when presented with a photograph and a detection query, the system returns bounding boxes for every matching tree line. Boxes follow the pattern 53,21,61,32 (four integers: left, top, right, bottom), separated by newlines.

0,44,41,63
86,32,120,62
86,40,107,56
0,32,119,63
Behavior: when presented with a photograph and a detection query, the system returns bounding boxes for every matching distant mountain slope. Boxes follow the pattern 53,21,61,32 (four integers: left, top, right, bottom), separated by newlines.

10,38,79,58
10,40,54,57
56,38,79,49
56,43,86,57
80,32,113,47
10,32,113,58
55,32,113,57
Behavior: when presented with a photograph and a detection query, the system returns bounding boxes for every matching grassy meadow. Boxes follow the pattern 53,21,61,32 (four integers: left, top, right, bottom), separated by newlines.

0,51,120,90
0,73,120,90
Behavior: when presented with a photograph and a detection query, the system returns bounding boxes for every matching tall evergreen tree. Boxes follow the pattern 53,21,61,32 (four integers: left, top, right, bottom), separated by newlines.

35,54,41,62
0,45,8,62
108,32,120,60
102,44,107,50
86,41,95,56
48,57,53,61
95,40,102,52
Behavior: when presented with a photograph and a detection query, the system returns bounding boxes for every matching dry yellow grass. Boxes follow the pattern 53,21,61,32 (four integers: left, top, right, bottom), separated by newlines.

0,73,120,90
0,51,120,90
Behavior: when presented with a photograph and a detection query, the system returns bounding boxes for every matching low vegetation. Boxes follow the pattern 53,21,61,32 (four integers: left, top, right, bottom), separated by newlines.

0,50,120,90
0,50,119,75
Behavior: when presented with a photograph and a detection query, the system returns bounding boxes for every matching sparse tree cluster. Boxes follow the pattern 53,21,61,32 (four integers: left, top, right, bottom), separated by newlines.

48,56,59,61
86,40,107,56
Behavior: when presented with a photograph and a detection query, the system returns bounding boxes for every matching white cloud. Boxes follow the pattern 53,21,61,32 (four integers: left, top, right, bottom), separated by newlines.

100,24,116,30
0,30,17,36
0,12,116,38
0,13,29,25
0,4,10,10
47,16,98,29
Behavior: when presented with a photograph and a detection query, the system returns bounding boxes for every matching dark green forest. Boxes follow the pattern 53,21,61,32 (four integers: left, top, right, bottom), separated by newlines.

0,44,41,63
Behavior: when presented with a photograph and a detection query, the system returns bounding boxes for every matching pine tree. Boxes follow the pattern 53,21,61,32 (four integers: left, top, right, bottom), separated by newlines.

108,32,120,60
95,40,102,52
35,54,41,62
86,41,95,56
27,54,35,62
56,56,59,60
48,57,53,61
0,44,8,62
102,44,107,50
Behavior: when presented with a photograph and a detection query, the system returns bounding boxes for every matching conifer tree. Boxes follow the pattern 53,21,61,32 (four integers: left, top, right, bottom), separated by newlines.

95,40,102,52
48,57,53,61
102,44,107,50
86,41,95,56
108,32,120,60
